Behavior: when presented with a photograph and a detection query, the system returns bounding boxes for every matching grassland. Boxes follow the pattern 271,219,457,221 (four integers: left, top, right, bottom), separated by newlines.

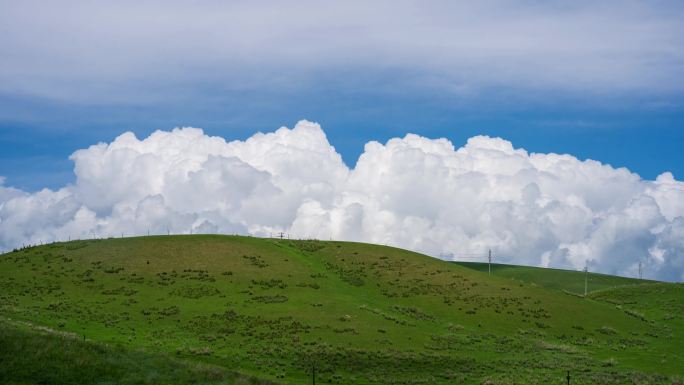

1,235,682,384
452,262,650,294
0,317,272,385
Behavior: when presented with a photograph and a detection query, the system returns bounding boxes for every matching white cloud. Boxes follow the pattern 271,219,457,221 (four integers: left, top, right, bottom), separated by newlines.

1,120,684,281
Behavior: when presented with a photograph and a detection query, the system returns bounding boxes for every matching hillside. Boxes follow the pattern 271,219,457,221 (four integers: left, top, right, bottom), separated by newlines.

1,235,682,384
0,317,271,385
453,262,649,294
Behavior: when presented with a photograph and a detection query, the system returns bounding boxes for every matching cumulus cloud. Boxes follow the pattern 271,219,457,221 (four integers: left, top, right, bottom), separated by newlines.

1,120,684,281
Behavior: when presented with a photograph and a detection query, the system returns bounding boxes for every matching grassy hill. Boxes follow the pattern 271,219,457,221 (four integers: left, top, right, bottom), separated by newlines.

452,262,650,294
1,235,682,384
0,317,270,385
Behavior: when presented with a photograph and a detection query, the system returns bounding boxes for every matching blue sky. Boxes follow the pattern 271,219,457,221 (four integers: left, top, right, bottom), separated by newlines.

1,0,684,190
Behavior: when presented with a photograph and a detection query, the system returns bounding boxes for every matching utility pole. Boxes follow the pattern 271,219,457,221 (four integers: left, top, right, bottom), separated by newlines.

488,249,492,276
584,263,588,297
278,232,285,240
638,261,642,280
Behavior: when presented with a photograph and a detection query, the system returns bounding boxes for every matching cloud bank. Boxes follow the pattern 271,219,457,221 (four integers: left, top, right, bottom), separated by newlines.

1,121,683,281
2,1,683,102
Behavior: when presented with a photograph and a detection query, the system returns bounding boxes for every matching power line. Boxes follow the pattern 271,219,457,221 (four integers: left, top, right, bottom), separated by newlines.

448,255,489,260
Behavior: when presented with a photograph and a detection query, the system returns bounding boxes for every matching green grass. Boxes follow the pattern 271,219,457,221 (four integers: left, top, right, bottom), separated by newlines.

453,262,649,294
0,317,272,385
1,235,683,384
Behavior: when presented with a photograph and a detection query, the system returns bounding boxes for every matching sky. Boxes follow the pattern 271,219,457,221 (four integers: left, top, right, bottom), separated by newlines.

1,1,684,280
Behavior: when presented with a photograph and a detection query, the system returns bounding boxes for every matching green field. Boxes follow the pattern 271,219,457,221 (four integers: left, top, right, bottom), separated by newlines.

453,262,651,294
1,235,682,384
0,317,272,385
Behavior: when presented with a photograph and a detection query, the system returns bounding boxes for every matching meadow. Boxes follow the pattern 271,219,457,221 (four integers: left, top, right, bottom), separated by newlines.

452,262,650,294
1,235,682,384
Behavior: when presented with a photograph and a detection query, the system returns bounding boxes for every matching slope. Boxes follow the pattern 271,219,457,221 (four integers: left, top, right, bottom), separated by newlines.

0,235,682,384
453,261,649,294
0,317,272,385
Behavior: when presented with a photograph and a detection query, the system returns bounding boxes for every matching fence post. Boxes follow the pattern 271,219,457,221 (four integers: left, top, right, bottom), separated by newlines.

311,362,316,385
